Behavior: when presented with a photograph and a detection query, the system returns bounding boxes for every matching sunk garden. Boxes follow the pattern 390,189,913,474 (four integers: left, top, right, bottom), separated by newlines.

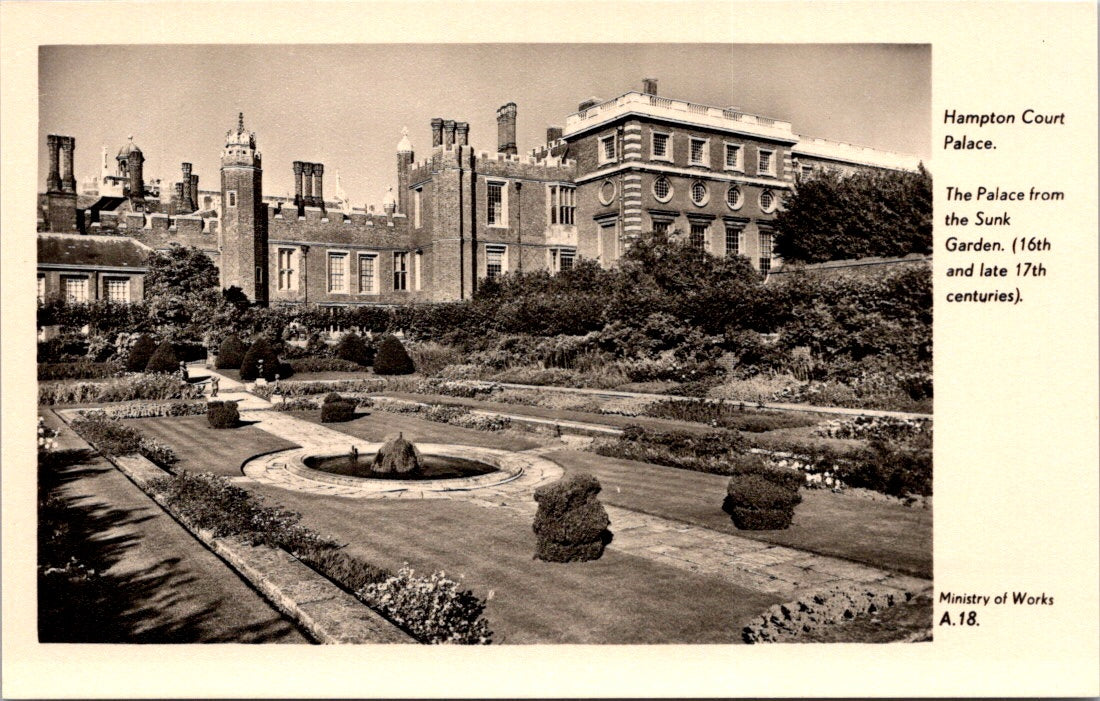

38,225,933,644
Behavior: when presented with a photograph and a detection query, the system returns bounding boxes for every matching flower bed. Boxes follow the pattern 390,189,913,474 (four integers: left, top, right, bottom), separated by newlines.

814,415,930,442
74,401,207,420
147,471,492,644
69,414,179,469
39,375,198,405
372,399,513,432
252,378,386,400
643,398,819,432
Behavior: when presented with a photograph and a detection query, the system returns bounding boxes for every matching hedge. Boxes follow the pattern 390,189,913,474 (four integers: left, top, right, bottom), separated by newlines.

127,334,157,372
532,473,612,562
216,335,247,370
373,334,415,375
207,400,240,429
145,341,180,374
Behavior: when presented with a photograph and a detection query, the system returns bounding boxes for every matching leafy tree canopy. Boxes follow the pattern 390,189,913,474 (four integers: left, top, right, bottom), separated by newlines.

774,164,932,263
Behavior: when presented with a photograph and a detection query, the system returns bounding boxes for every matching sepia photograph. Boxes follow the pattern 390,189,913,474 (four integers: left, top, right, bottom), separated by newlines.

34,43,933,646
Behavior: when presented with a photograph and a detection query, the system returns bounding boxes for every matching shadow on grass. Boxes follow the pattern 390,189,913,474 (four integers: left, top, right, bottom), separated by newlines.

37,448,298,643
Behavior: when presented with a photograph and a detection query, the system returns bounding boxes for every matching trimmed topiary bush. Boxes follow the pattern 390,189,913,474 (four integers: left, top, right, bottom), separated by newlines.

533,473,612,562
216,335,247,370
320,392,357,423
207,400,240,429
145,341,180,374
127,334,157,372
240,337,280,381
723,473,802,530
334,332,373,367
373,334,415,375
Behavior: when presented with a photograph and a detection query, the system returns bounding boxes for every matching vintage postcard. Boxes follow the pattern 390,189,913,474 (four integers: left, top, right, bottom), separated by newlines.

2,1,1097,698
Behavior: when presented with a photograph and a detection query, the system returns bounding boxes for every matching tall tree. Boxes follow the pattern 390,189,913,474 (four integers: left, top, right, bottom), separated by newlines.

774,164,932,263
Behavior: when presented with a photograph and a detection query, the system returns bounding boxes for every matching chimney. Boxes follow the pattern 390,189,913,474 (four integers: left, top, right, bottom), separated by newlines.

431,118,444,148
577,96,602,112
455,122,469,146
442,120,456,149
546,125,563,143
190,174,199,211
181,163,193,212
312,163,324,210
302,162,314,205
46,135,62,192
642,78,658,95
292,161,304,207
60,136,77,193
174,182,184,212
496,102,517,156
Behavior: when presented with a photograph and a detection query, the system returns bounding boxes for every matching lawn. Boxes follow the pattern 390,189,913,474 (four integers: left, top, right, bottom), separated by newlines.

545,449,932,579
243,484,782,643
131,416,299,477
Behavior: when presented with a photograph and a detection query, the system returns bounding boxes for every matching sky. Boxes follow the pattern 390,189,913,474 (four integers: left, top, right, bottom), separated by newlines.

39,44,930,207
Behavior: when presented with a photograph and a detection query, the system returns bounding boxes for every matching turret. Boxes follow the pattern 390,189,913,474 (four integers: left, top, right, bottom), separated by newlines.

117,136,145,209
219,112,267,303
396,126,414,215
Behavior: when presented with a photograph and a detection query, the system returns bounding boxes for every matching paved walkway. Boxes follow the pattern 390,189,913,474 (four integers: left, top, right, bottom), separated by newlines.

40,412,307,643
237,409,930,600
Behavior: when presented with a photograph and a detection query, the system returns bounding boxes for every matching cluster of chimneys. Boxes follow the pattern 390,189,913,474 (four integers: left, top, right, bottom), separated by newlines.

45,135,78,194
430,118,471,150
292,161,325,209
173,163,200,214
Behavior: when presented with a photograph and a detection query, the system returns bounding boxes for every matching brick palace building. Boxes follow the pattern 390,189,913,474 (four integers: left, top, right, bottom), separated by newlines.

37,79,920,306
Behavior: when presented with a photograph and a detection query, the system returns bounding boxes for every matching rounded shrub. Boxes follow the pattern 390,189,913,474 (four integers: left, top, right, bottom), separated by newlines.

723,473,802,531
532,473,612,562
240,338,281,381
216,335,247,370
334,332,373,367
207,400,240,429
320,393,357,423
127,334,157,372
145,341,180,374
373,334,415,375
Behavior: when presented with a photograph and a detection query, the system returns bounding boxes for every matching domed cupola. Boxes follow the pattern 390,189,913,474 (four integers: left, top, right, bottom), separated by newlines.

222,112,260,167
396,126,414,154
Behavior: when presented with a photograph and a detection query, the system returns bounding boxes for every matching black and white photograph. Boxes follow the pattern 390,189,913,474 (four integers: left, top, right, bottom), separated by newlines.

4,2,1098,699
33,43,933,646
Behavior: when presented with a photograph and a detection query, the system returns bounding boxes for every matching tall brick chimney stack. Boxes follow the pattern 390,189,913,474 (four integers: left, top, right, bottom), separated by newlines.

292,161,304,207
431,118,444,148
546,126,563,143
642,78,658,95
60,136,77,193
455,122,469,146
302,163,314,206
181,163,193,212
46,135,62,192
312,163,324,210
496,102,517,156
190,173,199,210
396,127,414,215
442,120,456,149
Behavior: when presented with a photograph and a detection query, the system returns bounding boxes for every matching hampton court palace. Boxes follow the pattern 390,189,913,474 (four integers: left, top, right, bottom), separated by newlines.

37,79,920,306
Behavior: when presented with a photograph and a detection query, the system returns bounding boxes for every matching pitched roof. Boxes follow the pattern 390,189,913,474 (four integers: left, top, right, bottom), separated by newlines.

37,233,152,269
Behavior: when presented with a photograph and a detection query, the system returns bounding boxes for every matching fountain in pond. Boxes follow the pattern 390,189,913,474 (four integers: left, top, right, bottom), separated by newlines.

371,433,422,476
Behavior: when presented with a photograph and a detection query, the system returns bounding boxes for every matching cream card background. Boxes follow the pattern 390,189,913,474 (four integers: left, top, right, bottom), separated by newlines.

2,1,1097,698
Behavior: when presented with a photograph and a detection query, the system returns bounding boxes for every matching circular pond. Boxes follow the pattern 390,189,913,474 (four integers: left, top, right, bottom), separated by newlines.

304,453,499,481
